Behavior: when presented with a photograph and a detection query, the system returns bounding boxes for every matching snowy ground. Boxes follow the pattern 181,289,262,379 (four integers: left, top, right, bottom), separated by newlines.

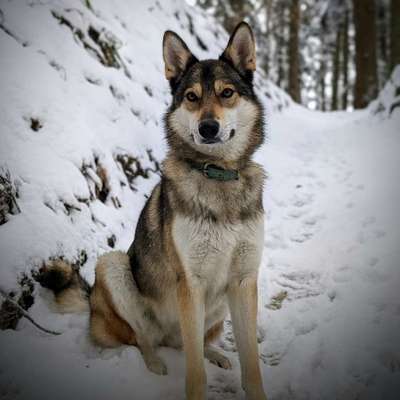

2,105,400,400
1,1,400,399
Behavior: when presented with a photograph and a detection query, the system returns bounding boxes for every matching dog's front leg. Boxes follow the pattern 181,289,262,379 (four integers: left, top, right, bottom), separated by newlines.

177,277,206,400
228,276,267,400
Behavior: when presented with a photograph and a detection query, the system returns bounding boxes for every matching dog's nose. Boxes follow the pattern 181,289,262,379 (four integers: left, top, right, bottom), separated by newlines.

198,119,220,140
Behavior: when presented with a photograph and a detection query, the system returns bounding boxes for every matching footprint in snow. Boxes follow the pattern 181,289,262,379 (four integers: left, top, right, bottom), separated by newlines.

286,208,308,219
260,351,283,367
294,320,318,336
332,264,352,283
275,270,324,300
290,231,313,243
303,214,325,226
220,320,236,353
208,377,238,400
290,192,314,208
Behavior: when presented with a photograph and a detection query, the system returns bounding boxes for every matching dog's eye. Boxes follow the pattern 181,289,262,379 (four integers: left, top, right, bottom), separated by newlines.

185,91,198,102
221,88,234,98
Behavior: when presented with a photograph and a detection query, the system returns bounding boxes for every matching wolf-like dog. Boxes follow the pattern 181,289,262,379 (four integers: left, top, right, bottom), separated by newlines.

39,22,267,400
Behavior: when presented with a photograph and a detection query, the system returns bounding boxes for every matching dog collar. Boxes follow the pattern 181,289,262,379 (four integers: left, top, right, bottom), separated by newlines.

186,160,239,182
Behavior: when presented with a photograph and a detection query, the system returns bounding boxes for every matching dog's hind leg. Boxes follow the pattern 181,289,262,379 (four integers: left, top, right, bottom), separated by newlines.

204,320,231,369
204,345,232,370
96,251,167,375
136,338,168,375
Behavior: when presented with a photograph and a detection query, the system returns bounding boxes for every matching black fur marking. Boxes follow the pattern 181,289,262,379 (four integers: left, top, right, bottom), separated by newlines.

168,54,199,94
219,53,254,84
37,268,71,293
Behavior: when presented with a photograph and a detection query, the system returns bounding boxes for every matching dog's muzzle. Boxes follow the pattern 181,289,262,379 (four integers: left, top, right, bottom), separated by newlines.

198,119,220,144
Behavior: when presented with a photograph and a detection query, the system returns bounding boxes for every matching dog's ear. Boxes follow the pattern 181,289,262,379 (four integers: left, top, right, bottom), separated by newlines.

220,22,256,80
163,31,197,81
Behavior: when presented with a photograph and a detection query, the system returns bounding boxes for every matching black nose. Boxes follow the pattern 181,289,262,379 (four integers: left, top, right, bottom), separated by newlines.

198,119,220,140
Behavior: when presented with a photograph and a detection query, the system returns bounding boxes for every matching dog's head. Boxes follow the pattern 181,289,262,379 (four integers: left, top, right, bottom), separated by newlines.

163,22,264,163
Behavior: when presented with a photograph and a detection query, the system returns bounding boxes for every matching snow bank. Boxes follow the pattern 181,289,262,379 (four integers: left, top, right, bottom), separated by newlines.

0,0,289,292
370,65,400,118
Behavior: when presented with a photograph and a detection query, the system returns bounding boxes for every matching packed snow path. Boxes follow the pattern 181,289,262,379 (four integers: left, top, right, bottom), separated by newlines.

2,105,399,400
256,106,400,400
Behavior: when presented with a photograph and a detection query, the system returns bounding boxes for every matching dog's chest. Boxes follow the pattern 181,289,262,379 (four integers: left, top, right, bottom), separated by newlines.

172,215,246,289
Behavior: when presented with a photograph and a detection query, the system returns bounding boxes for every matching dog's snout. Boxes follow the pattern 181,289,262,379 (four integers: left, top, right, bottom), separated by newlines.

198,119,219,140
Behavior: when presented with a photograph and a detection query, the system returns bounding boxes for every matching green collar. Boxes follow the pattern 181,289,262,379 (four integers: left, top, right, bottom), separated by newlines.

186,160,239,182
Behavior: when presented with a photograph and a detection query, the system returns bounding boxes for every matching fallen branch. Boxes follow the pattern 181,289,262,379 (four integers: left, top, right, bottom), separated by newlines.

0,287,62,336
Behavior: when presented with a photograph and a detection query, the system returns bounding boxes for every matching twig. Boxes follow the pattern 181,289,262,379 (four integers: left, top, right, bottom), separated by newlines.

0,287,62,336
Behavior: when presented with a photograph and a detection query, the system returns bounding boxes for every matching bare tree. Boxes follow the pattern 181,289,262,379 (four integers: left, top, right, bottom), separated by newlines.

342,8,349,110
353,0,378,108
277,1,287,89
288,0,301,103
391,0,400,72
263,0,273,77
331,28,342,110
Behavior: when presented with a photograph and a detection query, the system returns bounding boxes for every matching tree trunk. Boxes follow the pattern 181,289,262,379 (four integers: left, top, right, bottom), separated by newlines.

331,29,342,111
288,0,301,103
320,59,327,111
263,0,273,77
377,1,389,87
277,2,286,89
353,0,378,109
223,0,247,33
391,0,400,72
342,9,349,110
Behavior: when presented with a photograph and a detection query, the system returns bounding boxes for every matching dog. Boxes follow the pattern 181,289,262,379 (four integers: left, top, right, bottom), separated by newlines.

38,21,267,400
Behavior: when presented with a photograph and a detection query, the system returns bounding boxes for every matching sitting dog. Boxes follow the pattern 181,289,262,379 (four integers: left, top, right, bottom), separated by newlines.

39,21,267,400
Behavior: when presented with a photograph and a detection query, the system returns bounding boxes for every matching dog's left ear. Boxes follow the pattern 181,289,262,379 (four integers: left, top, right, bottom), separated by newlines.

163,31,198,82
220,22,256,79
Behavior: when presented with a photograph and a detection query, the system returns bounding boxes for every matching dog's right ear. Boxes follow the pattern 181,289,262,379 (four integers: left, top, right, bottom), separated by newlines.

163,31,198,81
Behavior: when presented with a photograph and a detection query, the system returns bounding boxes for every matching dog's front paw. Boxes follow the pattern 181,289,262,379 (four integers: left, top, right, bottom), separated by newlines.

204,346,232,370
143,354,168,376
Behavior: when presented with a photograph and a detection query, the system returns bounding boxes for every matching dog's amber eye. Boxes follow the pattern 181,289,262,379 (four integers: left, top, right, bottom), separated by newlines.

221,88,234,98
185,91,198,102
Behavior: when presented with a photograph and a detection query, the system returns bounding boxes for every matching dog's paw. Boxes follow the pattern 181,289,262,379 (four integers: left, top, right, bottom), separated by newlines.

205,347,232,370
144,354,168,376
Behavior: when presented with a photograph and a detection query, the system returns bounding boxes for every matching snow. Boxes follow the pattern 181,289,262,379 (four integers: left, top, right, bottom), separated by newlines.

369,65,400,119
1,0,400,399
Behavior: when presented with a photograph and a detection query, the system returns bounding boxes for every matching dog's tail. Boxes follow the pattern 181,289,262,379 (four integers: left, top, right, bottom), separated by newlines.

37,260,91,313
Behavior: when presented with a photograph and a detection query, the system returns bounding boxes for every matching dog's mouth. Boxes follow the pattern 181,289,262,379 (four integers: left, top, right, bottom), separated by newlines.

192,129,236,146
201,137,221,145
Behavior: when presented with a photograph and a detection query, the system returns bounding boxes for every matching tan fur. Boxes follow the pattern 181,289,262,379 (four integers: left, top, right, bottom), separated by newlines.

41,260,89,314
223,23,256,72
89,256,137,348
205,320,224,344
56,286,89,314
163,31,194,80
177,277,207,399
214,80,240,107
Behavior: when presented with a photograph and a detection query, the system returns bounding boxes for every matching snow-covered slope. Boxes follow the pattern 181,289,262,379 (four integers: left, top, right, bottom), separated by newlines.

0,0,289,292
1,1,400,399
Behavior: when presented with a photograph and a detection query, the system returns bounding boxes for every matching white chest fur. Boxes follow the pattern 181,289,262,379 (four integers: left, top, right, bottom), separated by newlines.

172,214,264,292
